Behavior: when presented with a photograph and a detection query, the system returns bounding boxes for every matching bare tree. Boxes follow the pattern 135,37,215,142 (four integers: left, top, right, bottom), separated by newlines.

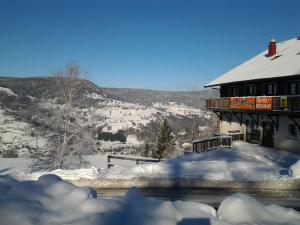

25,63,95,170
51,62,93,168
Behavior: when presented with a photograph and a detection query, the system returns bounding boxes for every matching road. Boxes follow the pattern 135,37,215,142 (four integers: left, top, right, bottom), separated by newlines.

96,187,300,210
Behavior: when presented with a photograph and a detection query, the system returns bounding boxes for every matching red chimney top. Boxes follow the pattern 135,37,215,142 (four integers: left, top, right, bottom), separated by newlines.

268,39,276,57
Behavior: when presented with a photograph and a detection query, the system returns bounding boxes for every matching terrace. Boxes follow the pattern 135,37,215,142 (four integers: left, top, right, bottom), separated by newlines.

206,96,300,132
206,96,300,113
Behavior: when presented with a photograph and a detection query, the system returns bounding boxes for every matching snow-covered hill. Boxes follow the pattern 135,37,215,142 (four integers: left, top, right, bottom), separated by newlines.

0,76,217,159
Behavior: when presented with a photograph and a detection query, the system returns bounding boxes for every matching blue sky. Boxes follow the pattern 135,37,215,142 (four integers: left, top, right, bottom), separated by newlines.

0,0,299,91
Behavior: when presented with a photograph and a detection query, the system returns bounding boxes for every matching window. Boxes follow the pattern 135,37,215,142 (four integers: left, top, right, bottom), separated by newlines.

289,81,300,95
245,84,256,96
289,124,297,138
264,83,278,96
230,87,240,97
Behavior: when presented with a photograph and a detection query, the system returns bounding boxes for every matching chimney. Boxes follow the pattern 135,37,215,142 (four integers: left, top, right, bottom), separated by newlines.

268,39,276,57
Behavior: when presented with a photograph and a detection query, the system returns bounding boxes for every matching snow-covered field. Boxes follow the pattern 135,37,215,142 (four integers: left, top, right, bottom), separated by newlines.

2,141,300,181
1,174,300,225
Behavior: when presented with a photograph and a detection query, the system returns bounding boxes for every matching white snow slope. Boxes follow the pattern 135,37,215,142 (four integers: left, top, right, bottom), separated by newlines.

1,174,300,225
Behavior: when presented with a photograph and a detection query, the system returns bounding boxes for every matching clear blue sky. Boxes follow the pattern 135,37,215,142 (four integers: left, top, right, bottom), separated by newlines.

0,0,299,91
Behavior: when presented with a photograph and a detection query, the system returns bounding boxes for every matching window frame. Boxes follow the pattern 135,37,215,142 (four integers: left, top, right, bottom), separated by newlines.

264,83,278,96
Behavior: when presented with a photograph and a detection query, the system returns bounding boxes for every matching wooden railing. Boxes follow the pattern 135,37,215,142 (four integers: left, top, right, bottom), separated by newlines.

192,136,232,152
107,154,161,169
206,96,300,112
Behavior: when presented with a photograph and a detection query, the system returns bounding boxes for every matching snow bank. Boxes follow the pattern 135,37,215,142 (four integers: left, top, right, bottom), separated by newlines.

3,141,300,182
218,193,300,225
16,167,101,181
1,175,300,225
104,141,300,181
289,160,300,178
0,174,222,225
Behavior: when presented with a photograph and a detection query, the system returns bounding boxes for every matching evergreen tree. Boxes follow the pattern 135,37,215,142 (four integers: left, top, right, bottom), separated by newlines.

153,119,175,159
143,141,150,157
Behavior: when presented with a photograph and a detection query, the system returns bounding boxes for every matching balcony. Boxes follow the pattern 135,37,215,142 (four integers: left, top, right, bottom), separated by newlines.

206,96,300,113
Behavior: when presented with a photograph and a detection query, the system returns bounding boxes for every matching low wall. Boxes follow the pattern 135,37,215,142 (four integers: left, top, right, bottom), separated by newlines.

70,177,300,192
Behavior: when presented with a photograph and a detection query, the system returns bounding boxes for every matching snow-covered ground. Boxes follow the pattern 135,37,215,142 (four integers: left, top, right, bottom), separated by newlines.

1,174,300,225
0,109,48,157
102,141,300,181
2,141,300,181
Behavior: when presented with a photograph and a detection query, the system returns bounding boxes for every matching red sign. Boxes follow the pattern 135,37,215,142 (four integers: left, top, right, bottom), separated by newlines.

256,97,272,110
230,97,256,110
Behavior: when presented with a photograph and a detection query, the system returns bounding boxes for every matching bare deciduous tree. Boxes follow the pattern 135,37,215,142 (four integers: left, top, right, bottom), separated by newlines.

25,62,95,170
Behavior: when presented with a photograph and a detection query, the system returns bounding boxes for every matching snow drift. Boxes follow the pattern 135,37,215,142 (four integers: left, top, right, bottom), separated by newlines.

1,174,300,225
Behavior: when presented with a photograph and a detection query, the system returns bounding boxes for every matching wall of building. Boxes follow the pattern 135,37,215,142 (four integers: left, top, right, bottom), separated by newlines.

275,116,300,153
219,114,300,153
219,119,246,140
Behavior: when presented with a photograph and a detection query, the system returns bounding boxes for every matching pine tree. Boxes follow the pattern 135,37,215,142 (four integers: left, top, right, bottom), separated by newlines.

143,141,150,157
153,119,175,159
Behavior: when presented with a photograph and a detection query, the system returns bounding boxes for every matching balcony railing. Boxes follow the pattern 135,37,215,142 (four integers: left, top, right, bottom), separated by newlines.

206,96,300,112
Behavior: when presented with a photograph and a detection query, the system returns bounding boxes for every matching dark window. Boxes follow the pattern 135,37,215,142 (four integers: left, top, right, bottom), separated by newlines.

245,84,256,96
289,81,300,95
230,87,240,97
289,124,297,137
264,83,278,96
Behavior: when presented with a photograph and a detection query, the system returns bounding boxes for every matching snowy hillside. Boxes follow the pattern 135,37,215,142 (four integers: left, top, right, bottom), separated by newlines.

0,76,217,162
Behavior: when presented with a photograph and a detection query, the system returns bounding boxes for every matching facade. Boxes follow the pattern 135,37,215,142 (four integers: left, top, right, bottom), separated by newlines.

205,37,300,152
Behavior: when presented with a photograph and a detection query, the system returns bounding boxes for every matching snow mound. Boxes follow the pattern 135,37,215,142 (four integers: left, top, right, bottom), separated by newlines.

17,167,100,181
218,193,300,225
289,160,300,178
1,175,300,225
0,175,223,225
105,141,300,181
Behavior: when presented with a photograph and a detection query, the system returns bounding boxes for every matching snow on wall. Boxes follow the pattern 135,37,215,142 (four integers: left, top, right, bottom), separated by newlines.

289,160,300,178
1,175,300,225
218,193,300,225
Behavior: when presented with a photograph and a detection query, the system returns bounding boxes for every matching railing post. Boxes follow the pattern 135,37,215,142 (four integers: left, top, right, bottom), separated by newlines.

107,155,111,169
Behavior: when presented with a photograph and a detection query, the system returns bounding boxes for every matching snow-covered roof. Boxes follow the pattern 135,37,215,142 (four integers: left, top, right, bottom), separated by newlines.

205,38,300,87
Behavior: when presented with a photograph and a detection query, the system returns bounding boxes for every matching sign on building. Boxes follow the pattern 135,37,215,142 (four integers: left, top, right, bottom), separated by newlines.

230,97,256,110
256,97,272,110
280,97,288,108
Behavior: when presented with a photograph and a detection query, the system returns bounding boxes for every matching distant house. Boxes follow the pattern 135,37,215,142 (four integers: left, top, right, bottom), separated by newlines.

97,130,127,143
205,37,300,152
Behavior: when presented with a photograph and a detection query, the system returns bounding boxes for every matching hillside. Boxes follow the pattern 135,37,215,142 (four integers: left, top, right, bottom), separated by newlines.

103,87,218,108
0,76,217,166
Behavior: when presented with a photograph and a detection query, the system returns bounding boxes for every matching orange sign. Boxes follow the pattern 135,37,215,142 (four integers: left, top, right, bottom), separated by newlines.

256,97,272,110
230,97,256,110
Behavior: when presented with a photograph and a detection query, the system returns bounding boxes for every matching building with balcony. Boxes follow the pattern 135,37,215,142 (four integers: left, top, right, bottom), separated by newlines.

205,37,300,152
